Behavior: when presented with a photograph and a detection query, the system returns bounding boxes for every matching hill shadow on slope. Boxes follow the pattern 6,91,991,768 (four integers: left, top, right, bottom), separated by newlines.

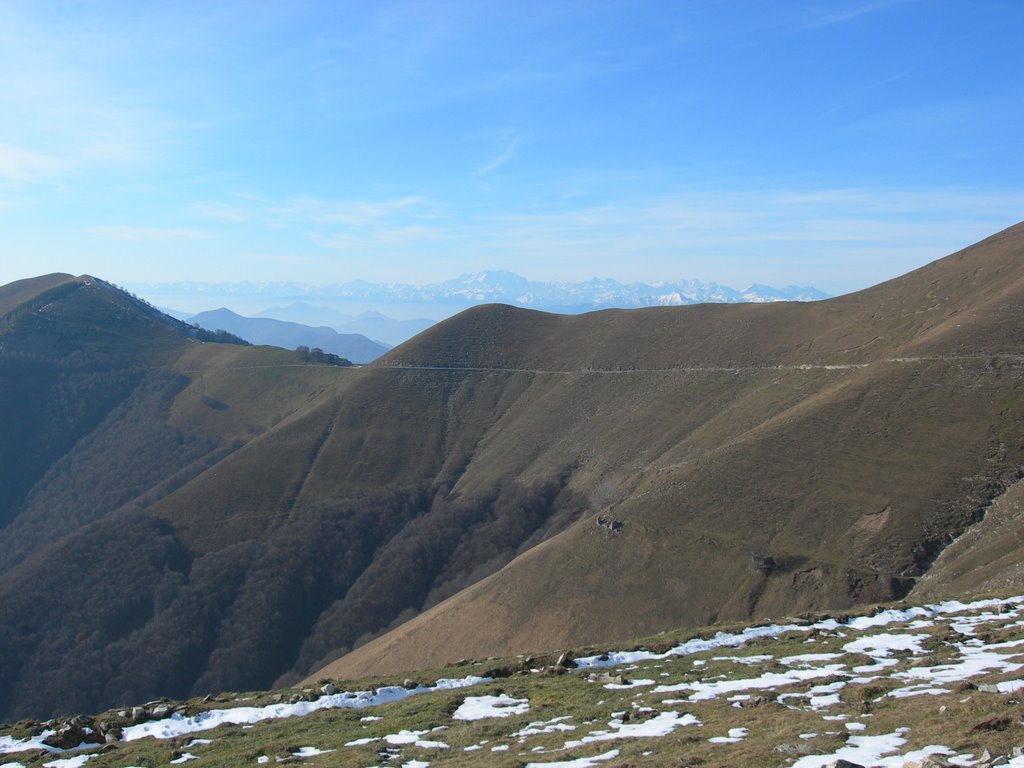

0,476,586,720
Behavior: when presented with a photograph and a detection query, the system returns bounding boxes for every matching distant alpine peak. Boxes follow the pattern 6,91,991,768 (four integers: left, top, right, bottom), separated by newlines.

425,272,829,308
127,272,830,312
741,283,831,303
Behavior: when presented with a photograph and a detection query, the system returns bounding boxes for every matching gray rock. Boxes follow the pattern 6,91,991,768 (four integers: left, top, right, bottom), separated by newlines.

774,743,816,756
42,722,95,750
320,683,338,695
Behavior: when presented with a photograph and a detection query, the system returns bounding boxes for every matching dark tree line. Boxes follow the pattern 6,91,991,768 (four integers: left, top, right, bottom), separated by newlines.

0,477,586,721
0,372,224,576
294,346,352,367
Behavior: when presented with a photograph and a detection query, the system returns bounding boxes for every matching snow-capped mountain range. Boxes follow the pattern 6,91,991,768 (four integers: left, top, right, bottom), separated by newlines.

130,270,829,318
413,271,829,307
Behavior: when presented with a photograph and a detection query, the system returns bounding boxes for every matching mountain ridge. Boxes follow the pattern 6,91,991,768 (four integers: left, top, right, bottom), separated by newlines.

187,307,390,363
2,223,1024,722
126,272,831,320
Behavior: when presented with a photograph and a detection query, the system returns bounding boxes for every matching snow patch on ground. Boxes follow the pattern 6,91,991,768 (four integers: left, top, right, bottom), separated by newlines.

562,711,700,749
654,664,847,701
291,746,334,757
791,730,908,767
525,749,621,768
452,694,529,721
384,729,449,749
709,727,748,744
120,675,488,742
512,716,576,738
603,678,655,690
42,758,96,768
843,632,929,657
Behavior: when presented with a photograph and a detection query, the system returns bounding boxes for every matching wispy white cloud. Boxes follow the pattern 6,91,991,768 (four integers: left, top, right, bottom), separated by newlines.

442,186,1024,290
188,184,1024,290
193,191,446,256
803,0,918,29
190,201,253,222
243,252,322,268
87,226,208,241
0,5,198,189
475,134,522,177
270,196,430,225
311,224,447,251
0,144,67,182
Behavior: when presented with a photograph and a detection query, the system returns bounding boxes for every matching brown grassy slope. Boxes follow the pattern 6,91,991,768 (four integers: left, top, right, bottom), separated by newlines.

379,221,1024,371
153,222,1024,555
0,275,344,564
0,272,76,317
168,344,344,439
911,476,1024,598
307,222,1024,680
313,356,1024,680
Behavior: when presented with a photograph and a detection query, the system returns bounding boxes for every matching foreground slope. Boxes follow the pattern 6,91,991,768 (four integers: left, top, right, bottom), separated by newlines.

312,221,1024,679
4,593,1024,767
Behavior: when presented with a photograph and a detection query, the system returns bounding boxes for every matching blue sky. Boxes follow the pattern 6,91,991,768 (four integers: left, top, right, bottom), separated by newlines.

1,0,1022,295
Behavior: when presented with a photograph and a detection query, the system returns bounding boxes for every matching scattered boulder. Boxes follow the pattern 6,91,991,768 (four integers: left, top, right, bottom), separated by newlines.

972,714,1013,732
320,683,338,696
41,717,101,749
774,742,816,756
589,672,626,685
750,550,776,574
483,664,516,679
